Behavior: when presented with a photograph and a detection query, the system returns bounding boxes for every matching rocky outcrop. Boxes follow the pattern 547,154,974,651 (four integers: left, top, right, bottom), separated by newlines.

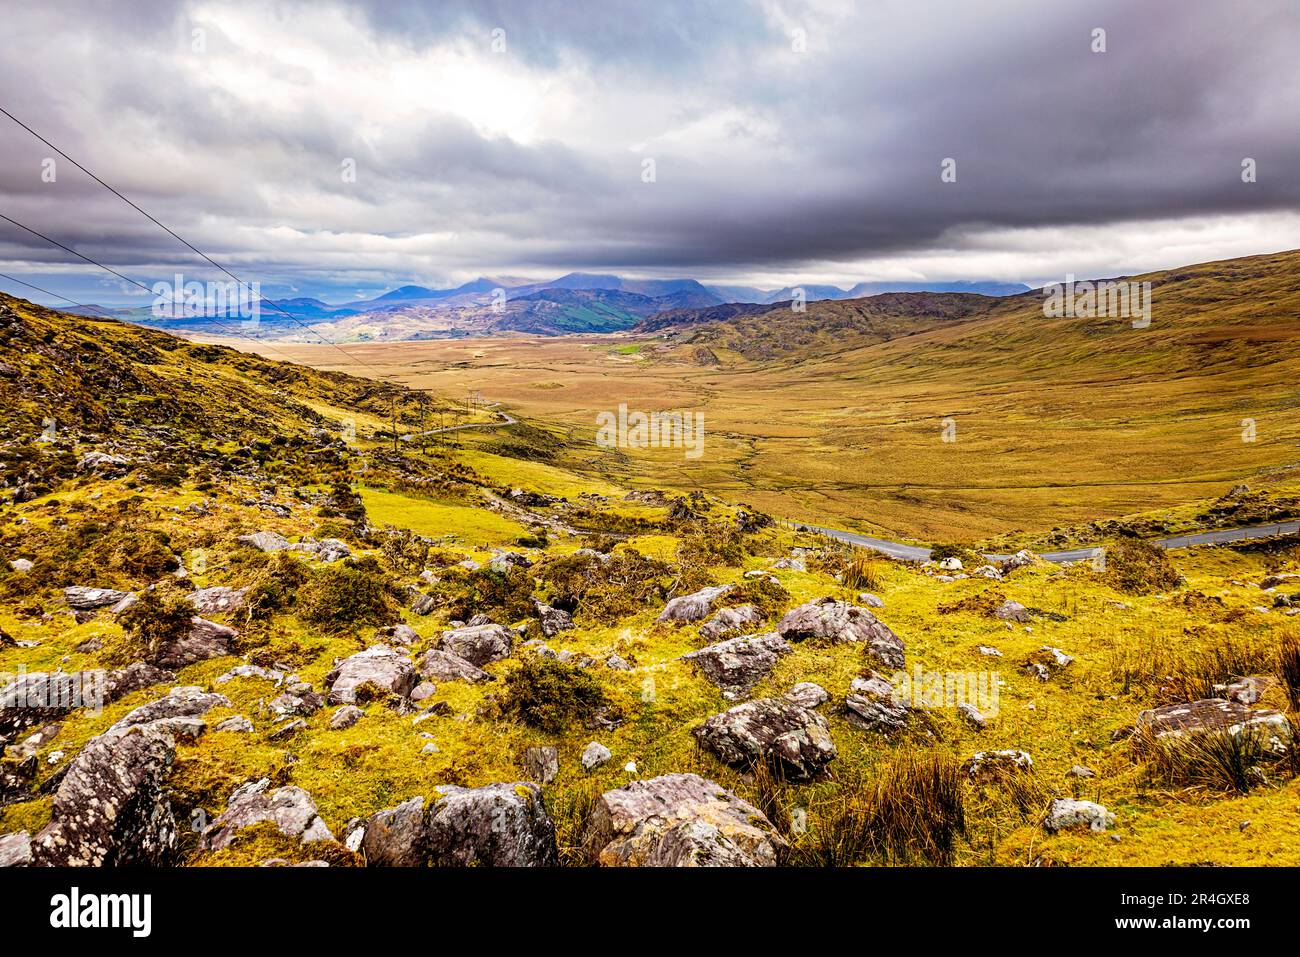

439,623,514,668
237,531,292,552
698,604,764,641
152,618,238,669
419,648,493,683
0,662,174,738
694,697,836,780
534,602,575,638
63,586,129,611
186,586,248,616
360,796,427,866
656,585,733,625
777,597,905,669
32,723,181,866
202,779,335,851
1136,698,1291,752
681,632,791,699
325,646,417,705
584,773,788,866
843,672,909,734
425,782,558,866
1044,798,1114,833
110,685,229,737
0,831,31,867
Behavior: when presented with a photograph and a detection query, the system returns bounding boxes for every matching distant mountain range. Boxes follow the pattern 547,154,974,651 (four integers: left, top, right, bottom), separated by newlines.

62,271,1031,341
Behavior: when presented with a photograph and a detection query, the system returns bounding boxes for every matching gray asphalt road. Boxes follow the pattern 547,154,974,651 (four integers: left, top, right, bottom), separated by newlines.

801,519,1300,564
400,405,517,441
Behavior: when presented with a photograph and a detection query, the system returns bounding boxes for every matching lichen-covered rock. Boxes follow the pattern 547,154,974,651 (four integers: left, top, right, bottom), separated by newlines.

534,602,575,638
32,723,181,866
419,648,493,683
582,741,612,771
63,586,129,611
0,662,175,738
522,745,559,784
994,600,1032,623
694,697,836,780
682,632,791,699
426,782,558,866
325,645,417,705
856,592,884,608
656,584,734,624
963,749,1033,782
584,773,788,867
360,796,427,866
375,623,418,647
111,685,230,736
843,671,909,734
0,831,31,867
186,586,248,616
1137,698,1291,752
1044,798,1114,833
698,604,764,641
1023,646,1074,680
777,597,905,669
439,624,514,668
202,779,335,851
152,617,238,669
237,531,292,552
999,550,1040,574
784,681,829,709
214,715,254,733
329,705,364,730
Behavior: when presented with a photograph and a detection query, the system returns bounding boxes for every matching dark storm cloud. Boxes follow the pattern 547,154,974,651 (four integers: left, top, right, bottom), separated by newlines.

0,0,1297,303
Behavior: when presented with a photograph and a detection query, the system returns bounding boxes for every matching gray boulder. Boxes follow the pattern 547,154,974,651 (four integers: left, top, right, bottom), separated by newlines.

656,585,734,625
582,741,612,771
420,649,493,683
1137,698,1291,752
963,749,1034,782
784,682,829,709
439,623,513,668
844,671,910,734
186,586,248,616
777,597,905,669
64,586,129,611
426,782,558,866
994,600,1032,623
535,602,575,638
0,662,174,738
584,773,788,867
326,646,417,705
237,531,292,552
682,632,791,700
153,617,238,669
202,779,335,851
694,697,836,780
1044,798,1115,833
522,746,559,784
329,705,364,730
0,831,31,867
376,623,418,647
360,796,428,866
110,685,229,737
698,604,764,641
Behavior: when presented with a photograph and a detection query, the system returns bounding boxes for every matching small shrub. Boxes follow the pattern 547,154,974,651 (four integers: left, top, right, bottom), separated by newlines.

1104,538,1183,595
843,553,887,591
443,566,537,624
724,576,791,620
295,556,397,629
118,591,195,660
535,549,673,624
244,552,311,622
500,655,613,733
1134,727,1277,794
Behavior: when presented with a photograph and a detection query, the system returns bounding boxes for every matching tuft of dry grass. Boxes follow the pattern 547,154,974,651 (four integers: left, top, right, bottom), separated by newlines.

1133,727,1279,795
843,552,887,592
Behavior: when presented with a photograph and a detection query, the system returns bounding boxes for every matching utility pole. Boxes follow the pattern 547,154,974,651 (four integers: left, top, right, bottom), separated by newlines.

390,394,399,453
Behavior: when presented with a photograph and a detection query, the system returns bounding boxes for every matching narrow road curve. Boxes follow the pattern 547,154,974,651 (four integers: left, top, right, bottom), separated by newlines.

800,520,1300,564
400,403,518,441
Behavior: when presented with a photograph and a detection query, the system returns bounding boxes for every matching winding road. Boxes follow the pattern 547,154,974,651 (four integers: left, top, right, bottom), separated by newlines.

800,520,1300,564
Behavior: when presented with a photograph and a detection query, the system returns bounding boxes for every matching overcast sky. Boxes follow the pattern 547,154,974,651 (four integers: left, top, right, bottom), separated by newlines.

1,0,1298,306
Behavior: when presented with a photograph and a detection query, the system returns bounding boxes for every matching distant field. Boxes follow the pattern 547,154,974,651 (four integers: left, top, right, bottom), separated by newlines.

255,250,1300,543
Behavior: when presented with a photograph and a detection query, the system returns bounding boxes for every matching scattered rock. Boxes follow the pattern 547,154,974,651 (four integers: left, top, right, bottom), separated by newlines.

419,648,494,683
522,745,559,784
999,550,1040,574
958,702,988,730
698,604,765,641
111,686,230,737
584,773,789,866
8,559,33,574
215,715,254,733
784,681,829,709
1044,798,1114,833
694,697,836,780
0,662,174,738
656,584,734,624
963,750,1033,782
0,831,31,867
994,600,1032,623
1136,698,1291,752
426,782,558,866
439,623,514,668
856,592,884,608
375,623,418,647
977,645,1003,657
777,597,905,669
237,531,292,552
604,654,632,671
360,796,427,866
534,602,575,638
843,672,909,734
329,705,364,730
1067,764,1096,779
63,586,129,611
325,646,417,705
202,779,335,851
215,664,284,685
582,741,612,771
77,451,129,473
682,632,791,700
186,586,248,616
1023,646,1074,681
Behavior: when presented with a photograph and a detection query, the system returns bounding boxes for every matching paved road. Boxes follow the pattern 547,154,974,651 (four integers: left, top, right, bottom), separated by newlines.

800,519,1300,564
401,405,517,441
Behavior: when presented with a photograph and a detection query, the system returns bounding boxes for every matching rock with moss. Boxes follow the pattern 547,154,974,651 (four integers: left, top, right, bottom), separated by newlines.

325,645,417,705
152,617,238,669
534,601,574,638
694,697,836,780
425,782,558,866
521,745,559,784
698,603,764,641
202,779,335,851
963,749,1033,782
656,584,734,624
32,723,182,866
584,773,788,866
843,672,909,734
0,831,31,867
1137,698,1291,751
237,531,292,552
439,623,514,668
682,632,791,700
1044,798,1114,833
186,585,248,616
776,597,905,669
784,681,829,709
0,662,174,738
420,648,493,683
64,586,129,611
359,796,428,866
328,705,364,730
110,685,230,736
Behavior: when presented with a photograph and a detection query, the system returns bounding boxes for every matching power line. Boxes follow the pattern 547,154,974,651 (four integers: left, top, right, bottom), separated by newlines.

0,105,397,380
0,270,116,317
0,214,334,367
